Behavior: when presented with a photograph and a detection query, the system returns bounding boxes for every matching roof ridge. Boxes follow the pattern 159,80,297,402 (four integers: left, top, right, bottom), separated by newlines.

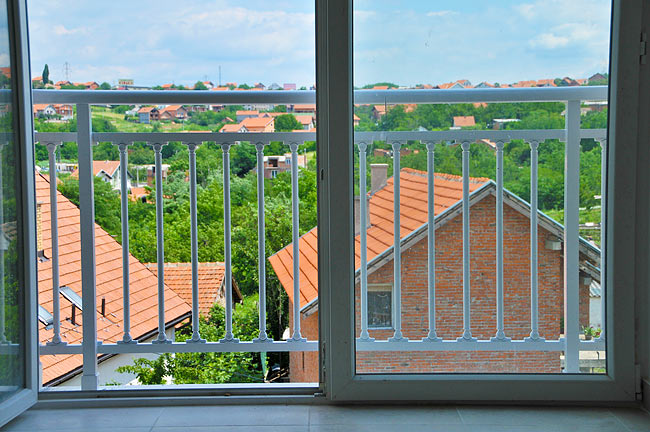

401,167,491,183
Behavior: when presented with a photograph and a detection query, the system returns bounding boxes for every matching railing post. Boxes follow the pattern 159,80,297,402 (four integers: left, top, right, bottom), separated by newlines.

117,143,135,345
220,142,239,343
526,140,544,342
564,100,581,372
288,142,306,342
596,138,607,342
0,144,6,344
389,141,407,342
492,141,510,342
458,140,476,342
187,142,205,344
253,142,268,342
151,143,170,344
77,103,98,390
423,141,441,342
45,142,64,346
358,142,373,341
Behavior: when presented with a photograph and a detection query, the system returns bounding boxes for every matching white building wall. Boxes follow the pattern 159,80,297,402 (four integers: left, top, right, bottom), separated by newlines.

589,296,602,329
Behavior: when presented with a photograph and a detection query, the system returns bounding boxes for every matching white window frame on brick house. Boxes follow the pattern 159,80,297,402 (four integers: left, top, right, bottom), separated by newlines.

317,0,646,402
367,284,393,330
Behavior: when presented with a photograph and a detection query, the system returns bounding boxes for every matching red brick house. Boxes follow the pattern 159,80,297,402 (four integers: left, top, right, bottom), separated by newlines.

269,166,600,382
159,105,188,121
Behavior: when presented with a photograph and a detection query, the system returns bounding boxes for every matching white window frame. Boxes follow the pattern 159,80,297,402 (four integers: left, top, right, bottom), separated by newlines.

317,0,642,402
367,284,393,330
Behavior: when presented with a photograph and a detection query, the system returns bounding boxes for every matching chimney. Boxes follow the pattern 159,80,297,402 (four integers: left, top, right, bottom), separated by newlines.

354,195,371,236
370,163,388,195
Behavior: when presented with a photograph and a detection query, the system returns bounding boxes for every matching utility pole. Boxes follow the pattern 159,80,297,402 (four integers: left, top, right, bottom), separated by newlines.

63,62,71,81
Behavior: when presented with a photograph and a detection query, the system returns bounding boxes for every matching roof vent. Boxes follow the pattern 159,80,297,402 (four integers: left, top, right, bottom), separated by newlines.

38,305,53,329
60,286,83,310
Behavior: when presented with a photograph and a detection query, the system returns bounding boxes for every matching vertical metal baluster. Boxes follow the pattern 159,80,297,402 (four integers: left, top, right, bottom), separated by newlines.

526,140,544,342
423,141,441,342
458,141,476,342
564,100,581,372
0,144,6,344
492,141,510,342
187,143,205,343
77,104,98,390
253,142,268,342
288,142,306,342
45,142,64,345
220,143,238,343
596,139,607,342
152,143,170,344
389,141,406,342
117,143,135,344
358,142,373,341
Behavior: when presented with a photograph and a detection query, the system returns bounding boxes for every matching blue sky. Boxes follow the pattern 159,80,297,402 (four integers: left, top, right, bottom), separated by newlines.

27,0,611,88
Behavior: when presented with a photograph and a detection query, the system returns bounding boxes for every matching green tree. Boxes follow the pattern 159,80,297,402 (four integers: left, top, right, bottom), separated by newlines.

99,82,111,90
42,64,49,84
193,81,208,90
117,295,265,384
274,114,302,131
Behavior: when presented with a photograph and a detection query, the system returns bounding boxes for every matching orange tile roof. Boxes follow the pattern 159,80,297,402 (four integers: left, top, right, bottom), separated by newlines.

269,169,490,308
295,115,313,126
236,110,259,116
219,123,245,133
292,104,316,111
36,173,191,385
240,116,274,131
138,106,157,114
212,86,230,91
129,187,149,201
453,116,476,127
71,160,121,179
160,105,183,112
144,262,242,317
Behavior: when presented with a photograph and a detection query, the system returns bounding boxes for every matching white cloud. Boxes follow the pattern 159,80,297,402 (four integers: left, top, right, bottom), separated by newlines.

530,33,570,49
53,24,86,36
426,11,455,17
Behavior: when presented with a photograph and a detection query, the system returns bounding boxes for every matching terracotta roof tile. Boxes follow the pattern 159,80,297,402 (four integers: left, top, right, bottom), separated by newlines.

144,262,242,317
269,169,490,308
36,173,191,385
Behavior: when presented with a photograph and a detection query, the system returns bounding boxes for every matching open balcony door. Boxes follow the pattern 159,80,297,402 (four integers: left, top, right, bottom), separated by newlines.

0,0,38,426
319,0,643,402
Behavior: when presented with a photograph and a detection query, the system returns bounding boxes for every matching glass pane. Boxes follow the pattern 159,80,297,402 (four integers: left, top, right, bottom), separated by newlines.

0,0,25,401
354,0,610,374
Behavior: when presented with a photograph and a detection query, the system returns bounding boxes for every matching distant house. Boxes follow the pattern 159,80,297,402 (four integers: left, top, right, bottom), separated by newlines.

53,104,73,120
372,85,389,90
290,104,316,114
283,83,297,90
211,86,230,91
159,105,188,121
452,115,476,129
295,114,314,130
33,103,57,118
161,83,175,90
137,106,160,123
201,81,214,89
144,262,243,317
55,80,71,87
268,82,282,90
588,73,607,84
240,116,274,132
438,80,471,89
353,114,360,127
372,105,387,121
225,82,237,88
474,82,495,89
261,153,307,179
492,118,521,130
219,123,248,133
71,160,131,191
254,82,266,90
236,110,259,122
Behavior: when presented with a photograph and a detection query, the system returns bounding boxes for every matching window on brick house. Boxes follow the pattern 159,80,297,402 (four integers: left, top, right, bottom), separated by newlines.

368,284,392,328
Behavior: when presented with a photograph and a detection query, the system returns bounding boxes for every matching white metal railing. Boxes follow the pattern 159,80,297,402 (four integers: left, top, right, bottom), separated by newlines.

32,87,607,390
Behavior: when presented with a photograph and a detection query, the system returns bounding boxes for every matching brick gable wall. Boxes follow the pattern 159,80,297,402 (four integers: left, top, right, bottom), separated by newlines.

289,194,591,381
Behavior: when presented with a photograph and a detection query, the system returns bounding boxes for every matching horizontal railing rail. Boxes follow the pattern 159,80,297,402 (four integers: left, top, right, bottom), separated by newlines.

31,88,608,388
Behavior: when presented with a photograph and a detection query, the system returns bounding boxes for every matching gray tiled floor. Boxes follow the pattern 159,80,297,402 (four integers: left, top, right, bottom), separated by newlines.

2,405,650,432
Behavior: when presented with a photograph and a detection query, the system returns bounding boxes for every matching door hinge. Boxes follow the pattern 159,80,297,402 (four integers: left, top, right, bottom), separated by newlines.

640,32,647,65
